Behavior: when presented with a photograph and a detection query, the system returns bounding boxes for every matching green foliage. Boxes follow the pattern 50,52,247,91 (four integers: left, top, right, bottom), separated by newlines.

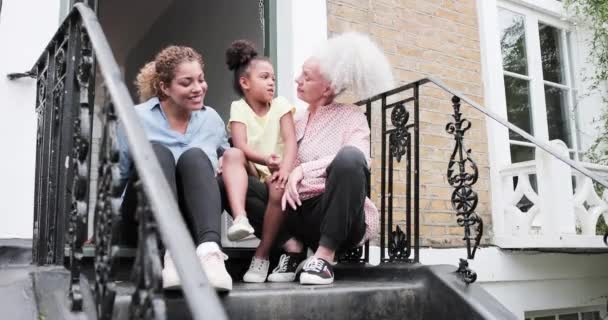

565,0,608,235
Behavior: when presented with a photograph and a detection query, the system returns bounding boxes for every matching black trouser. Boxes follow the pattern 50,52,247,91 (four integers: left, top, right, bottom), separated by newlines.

218,146,367,252
121,144,222,247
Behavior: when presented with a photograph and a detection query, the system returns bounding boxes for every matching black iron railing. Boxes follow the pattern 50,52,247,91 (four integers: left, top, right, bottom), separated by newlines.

343,76,608,284
10,5,607,319
8,3,226,320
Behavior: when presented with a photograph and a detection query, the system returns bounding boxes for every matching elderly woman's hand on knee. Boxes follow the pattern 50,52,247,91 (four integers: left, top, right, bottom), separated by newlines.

281,166,303,210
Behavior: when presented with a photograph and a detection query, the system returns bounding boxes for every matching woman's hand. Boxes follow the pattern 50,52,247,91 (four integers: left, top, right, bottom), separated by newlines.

266,154,281,172
281,166,304,210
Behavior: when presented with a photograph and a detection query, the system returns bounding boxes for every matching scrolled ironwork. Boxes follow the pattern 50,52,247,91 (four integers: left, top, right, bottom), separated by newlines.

93,98,121,320
68,21,95,311
129,181,167,320
446,96,483,261
339,246,364,263
456,258,477,284
389,103,409,162
388,225,409,261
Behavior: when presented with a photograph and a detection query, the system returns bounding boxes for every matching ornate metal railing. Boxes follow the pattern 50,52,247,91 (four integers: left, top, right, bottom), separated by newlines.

343,76,608,284
8,3,226,319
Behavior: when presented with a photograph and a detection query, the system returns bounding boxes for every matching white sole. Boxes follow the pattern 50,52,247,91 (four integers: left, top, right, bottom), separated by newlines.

268,259,306,282
299,273,334,285
267,273,296,282
227,227,254,241
242,277,267,283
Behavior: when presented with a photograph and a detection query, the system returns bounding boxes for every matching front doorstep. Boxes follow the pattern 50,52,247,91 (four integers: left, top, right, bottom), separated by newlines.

494,235,608,251
0,238,32,266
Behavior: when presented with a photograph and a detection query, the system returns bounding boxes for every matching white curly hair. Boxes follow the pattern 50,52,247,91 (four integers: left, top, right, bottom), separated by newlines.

312,32,395,100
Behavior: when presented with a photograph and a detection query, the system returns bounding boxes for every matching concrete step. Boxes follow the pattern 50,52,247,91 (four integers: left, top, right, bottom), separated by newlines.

109,264,516,320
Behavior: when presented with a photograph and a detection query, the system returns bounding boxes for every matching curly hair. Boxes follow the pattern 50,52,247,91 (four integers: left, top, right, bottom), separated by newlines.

312,32,394,100
225,40,271,96
134,45,205,102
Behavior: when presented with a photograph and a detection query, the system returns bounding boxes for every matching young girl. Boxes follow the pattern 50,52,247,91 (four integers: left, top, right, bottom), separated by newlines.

220,40,297,283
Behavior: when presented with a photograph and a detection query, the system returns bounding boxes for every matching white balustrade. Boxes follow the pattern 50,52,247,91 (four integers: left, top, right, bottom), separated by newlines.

496,140,608,248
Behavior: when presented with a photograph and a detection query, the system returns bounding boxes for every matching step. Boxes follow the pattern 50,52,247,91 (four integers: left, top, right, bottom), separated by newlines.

108,264,516,320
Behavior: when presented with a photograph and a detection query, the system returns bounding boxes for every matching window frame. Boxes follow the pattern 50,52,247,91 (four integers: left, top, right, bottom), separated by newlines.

497,0,582,162
524,305,605,320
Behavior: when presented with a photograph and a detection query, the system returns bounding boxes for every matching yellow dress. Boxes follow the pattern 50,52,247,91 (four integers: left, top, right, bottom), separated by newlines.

228,96,295,181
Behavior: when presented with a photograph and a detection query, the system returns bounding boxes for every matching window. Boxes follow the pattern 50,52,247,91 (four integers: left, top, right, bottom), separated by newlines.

497,2,580,163
525,307,604,320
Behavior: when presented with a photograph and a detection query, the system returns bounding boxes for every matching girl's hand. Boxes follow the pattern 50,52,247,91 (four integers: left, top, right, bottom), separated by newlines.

266,154,281,172
281,166,303,210
271,168,290,189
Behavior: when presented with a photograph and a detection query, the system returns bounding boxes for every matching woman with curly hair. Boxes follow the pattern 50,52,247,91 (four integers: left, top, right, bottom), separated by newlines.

118,45,232,291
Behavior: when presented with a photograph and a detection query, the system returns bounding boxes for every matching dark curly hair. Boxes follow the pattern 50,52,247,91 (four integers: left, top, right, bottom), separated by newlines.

135,45,204,102
225,40,270,96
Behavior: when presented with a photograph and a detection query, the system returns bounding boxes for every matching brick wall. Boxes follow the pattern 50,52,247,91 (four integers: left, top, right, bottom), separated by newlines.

327,0,492,247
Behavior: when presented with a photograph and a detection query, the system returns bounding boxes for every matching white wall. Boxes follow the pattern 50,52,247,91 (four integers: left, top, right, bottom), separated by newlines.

276,0,327,111
0,0,61,238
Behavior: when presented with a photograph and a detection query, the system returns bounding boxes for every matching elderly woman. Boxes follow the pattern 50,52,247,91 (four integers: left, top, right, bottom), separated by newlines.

219,32,393,285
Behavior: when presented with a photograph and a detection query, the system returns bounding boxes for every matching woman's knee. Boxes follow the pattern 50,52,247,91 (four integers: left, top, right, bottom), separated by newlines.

176,148,212,172
332,146,367,173
222,147,246,165
151,143,175,166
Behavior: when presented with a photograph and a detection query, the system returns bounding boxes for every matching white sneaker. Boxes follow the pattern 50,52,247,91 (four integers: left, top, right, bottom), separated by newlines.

227,215,255,241
197,243,233,292
162,251,181,290
243,256,270,283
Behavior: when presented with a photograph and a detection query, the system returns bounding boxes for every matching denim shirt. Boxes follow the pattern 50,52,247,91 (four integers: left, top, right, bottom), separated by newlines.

117,97,230,189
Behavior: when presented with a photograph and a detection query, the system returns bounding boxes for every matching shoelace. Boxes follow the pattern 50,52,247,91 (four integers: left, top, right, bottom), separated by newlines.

303,258,325,273
250,257,267,271
273,254,291,273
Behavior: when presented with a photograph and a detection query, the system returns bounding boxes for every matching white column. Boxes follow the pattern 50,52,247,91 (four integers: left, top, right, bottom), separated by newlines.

535,140,576,235
477,0,511,241
276,0,327,111
0,0,61,239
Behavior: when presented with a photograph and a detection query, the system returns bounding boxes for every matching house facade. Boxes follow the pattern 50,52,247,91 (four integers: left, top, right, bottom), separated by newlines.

1,0,607,318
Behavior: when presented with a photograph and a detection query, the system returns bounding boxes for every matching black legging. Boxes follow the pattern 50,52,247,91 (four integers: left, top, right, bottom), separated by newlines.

120,143,222,247
218,146,367,252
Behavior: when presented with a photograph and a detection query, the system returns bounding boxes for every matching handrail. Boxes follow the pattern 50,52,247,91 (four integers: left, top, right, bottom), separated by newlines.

24,4,226,319
359,77,608,189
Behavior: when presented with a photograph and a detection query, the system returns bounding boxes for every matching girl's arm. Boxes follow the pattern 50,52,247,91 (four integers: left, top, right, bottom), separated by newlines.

279,113,298,172
272,113,297,185
230,121,271,166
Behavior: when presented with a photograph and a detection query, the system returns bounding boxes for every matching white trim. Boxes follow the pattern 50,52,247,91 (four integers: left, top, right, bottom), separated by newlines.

526,306,606,319
504,70,532,81
509,140,536,147
477,0,512,241
494,235,608,248
276,0,327,111
498,0,567,22
543,80,570,90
